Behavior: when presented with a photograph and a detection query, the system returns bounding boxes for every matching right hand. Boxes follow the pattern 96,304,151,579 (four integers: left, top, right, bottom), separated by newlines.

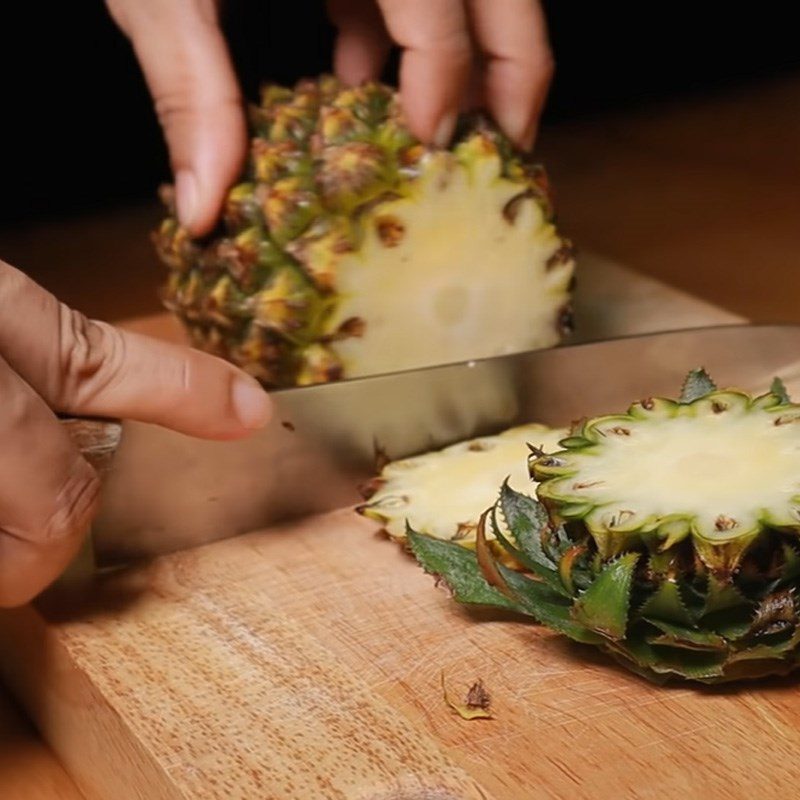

0,259,271,607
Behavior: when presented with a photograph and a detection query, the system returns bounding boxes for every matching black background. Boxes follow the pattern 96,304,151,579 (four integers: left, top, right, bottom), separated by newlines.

1,1,799,227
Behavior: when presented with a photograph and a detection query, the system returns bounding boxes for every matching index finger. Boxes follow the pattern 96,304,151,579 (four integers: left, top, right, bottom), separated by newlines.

0,261,271,440
468,0,553,149
377,0,473,146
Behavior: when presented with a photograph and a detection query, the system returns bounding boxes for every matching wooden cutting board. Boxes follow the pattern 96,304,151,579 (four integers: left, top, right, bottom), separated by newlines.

3,254,777,800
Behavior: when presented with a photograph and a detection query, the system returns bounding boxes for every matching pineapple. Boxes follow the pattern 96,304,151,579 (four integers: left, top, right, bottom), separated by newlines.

154,76,575,387
409,371,800,683
358,424,566,548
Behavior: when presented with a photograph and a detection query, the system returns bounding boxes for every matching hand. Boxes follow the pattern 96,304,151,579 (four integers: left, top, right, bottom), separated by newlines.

0,259,271,606
327,1,553,150
107,0,553,236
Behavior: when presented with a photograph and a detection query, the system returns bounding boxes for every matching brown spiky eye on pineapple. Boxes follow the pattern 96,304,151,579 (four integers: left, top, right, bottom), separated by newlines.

366,370,800,684
154,75,575,387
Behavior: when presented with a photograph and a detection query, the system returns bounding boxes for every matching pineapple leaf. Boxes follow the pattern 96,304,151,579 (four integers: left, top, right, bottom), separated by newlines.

726,646,790,663
701,574,750,617
407,529,525,612
680,368,717,403
618,637,727,680
771,376,791,404
643,618,727,651
733,625,800,660
703,610,754,641
557,545,588,596
636,580,695,626
496,564,603,644
572,553,640,641
721,658,796,682
489,506,568,597
498,481,559,570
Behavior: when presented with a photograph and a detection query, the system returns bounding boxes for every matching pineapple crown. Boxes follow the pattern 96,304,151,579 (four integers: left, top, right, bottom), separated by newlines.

531,369,800,573
408,370,800,684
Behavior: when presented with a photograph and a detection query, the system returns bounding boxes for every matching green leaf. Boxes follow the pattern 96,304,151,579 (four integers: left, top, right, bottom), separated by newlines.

771,376,791,404
636,580,694,626
649,649,728,681
721,658,796,682
498,482,558,571
643,618,727,651
572,553,640,640
407,529,524,612
680,368,717,403
488,507,568,597
701,574,750,617
728,646,791,664
497,564,603,644
702,606,755,640
731,624,800,661
605,637,727,682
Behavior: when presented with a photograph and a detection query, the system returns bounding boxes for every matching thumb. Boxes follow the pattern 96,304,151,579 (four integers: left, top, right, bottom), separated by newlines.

108,0,246,236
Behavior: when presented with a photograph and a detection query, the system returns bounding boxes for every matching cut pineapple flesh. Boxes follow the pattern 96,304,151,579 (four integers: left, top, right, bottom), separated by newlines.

327,152,571,376
360,423,566,543
535,386,800,568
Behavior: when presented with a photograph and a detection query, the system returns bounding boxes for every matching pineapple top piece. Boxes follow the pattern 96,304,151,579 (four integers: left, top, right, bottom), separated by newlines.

533,373,800,571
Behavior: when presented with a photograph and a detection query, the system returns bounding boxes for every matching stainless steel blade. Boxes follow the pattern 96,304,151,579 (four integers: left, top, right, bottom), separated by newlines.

94,323,800,562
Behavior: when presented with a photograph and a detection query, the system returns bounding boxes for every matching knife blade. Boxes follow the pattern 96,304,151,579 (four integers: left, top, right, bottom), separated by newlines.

90,323,800,563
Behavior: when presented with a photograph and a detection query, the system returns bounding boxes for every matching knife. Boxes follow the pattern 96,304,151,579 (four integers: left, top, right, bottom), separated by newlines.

70,323,800,564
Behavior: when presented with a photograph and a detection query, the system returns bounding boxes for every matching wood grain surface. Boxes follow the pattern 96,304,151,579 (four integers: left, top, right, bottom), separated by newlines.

5,509,800,800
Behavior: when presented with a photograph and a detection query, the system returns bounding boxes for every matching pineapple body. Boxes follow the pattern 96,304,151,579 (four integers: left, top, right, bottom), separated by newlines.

155,77,574,387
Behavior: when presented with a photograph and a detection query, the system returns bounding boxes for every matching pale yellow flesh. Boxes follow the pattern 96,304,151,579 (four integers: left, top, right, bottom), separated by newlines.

564,407,800,540
327,152,573,377
367,424,566,541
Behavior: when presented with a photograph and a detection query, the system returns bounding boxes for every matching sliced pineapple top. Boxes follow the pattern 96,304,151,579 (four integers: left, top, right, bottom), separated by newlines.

360,423,566,544
533,384,800,570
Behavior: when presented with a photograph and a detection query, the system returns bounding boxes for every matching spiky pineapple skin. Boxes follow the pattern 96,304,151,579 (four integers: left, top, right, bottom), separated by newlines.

154,76,575,387
409,374,800,683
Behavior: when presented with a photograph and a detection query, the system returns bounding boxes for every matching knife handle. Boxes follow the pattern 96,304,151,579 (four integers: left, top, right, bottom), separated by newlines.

52,417,123,585
59,416,123,475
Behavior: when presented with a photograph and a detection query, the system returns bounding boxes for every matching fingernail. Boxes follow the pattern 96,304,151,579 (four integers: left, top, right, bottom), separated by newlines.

432,111,457,148
232,377,271,430
500,108,533,151
175,169,198,229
